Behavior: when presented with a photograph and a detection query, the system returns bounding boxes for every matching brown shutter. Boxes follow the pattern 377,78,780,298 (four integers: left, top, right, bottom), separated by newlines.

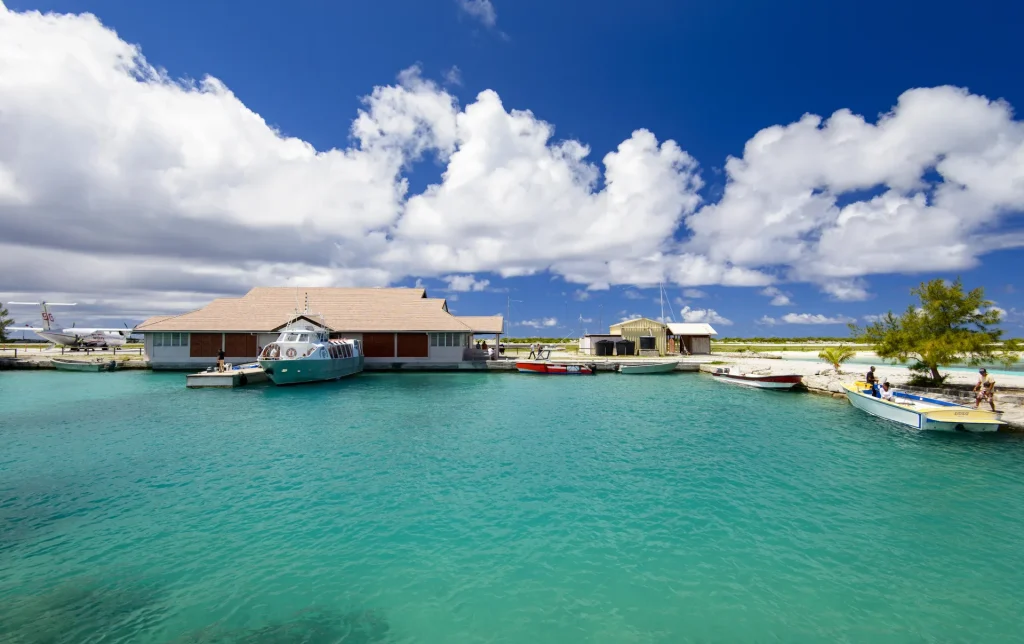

224,333,257,357
362,333,395,358
396,333,428,357
189,333,222,358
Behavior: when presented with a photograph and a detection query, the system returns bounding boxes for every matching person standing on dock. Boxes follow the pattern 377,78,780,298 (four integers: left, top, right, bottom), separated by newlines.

974,368,997,411
217,348,226,372
866,366,879,397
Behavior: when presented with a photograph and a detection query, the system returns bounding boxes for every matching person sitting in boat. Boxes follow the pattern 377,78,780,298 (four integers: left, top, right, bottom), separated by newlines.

880,381,895,401
974,368,997,412
865,366,879,397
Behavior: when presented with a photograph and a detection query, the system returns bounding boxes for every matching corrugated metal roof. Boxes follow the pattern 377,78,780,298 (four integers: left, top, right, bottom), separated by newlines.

456,316,504,334
136,287,496,333
609,317,667,330
667,322,718,336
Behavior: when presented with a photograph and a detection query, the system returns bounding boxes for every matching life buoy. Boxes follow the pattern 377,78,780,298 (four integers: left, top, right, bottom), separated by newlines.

286,348,297,358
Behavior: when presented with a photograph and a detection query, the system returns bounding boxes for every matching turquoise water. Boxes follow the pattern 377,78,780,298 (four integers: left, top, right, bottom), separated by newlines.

2,371,1024,643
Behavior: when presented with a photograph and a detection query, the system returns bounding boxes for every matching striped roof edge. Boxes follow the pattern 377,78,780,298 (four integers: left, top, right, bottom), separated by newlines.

135,287,500,333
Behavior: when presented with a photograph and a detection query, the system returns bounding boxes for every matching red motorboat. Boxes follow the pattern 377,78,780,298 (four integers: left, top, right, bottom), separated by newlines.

516,361,597,375
710,368,803,390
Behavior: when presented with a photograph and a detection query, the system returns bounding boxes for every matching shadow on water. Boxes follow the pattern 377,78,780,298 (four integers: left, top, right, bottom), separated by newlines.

0,576,166,644
174,607,391,644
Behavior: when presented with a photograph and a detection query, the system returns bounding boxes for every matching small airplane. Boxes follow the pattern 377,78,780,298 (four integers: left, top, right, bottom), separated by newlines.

8,301,135,349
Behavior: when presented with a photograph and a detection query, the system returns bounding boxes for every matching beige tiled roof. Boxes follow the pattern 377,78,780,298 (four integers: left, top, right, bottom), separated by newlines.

456,315,505,334
136,287,500,333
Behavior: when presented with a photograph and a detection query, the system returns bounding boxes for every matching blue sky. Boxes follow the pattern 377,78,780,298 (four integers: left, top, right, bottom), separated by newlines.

1,0,1023,336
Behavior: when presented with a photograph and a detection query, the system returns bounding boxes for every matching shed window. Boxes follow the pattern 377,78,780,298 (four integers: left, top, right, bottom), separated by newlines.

639,336,657,350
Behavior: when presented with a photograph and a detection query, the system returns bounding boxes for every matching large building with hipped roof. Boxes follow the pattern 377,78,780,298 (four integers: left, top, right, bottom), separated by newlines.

135,287,504,370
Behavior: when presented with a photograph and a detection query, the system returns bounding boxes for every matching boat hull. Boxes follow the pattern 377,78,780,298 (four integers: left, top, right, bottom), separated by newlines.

51,359,116,372
516,361,595,375
843,384,1003,432
711,373,802,389
259,355,364,385
619,362,678,374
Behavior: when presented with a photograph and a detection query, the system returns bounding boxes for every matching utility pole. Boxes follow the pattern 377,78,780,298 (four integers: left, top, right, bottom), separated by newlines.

507,296,522,339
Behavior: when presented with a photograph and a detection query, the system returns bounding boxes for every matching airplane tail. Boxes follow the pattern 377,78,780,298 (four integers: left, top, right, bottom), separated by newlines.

40,302,57,331
8,301,76,331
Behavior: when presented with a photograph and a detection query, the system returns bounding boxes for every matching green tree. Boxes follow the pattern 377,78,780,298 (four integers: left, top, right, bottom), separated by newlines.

818,345,856,372
850,278,1020,383
0,302,12,342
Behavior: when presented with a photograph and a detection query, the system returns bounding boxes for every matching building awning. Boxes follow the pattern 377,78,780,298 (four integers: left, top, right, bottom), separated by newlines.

667,322,718,336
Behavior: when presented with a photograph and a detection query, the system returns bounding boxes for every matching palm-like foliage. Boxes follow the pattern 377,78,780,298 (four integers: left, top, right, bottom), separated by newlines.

0,302,12,342
818,345,856,372
849,278,1020,383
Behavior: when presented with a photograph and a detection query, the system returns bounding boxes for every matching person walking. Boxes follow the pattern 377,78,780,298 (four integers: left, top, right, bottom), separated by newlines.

217,348,226,372
974,368,997,412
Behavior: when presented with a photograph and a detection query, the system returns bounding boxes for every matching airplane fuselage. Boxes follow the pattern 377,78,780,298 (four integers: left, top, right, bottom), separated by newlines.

38,329,127,348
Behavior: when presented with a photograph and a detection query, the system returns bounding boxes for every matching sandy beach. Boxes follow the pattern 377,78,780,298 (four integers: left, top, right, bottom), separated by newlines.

707,351,1024,388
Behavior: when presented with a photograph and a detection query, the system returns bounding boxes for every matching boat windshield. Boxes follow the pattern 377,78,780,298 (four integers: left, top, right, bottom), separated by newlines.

282,333,299,342
296,333,309,342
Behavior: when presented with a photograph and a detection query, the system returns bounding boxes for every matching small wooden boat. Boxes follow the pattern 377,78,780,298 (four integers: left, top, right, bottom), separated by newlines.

516,361,596,375
619,361,678,374
51,358,116,372
710,367,802,390
843,382,1004,432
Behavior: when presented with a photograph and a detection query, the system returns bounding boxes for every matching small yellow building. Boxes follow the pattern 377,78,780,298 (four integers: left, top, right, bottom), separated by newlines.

608,317,668,356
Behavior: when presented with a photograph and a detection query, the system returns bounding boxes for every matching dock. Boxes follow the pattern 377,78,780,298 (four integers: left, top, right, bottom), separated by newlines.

186,364,269,388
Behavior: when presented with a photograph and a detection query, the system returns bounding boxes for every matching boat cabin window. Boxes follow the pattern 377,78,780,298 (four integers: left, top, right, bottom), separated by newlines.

297,333,309,343
283,333,298,342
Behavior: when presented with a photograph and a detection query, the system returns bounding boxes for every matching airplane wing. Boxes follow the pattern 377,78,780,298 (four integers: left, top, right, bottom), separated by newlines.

90,328,139,333
8,326,44,332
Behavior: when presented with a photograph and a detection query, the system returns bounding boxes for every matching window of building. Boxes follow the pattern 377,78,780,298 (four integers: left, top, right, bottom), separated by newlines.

429,332,467,347
639,336,657,350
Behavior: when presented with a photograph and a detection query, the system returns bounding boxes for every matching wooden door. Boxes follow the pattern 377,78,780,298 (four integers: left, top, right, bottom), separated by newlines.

362,333,395,358
189,333,222,357
224,333,258,357
396,333,428,357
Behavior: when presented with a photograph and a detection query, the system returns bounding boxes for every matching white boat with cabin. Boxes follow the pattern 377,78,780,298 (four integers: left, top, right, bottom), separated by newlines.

843,381,1004,432
257,319,363,386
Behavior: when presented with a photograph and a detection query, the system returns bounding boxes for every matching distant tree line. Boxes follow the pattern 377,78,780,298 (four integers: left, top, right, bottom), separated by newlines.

715,336,857,343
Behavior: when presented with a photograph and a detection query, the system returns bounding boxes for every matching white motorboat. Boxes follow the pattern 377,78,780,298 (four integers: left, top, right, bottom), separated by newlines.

843,382,1004,432
710,367,803,390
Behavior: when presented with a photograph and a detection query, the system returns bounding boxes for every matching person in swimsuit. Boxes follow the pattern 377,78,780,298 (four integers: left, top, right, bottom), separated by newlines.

974,368,997,411
217,349,226,372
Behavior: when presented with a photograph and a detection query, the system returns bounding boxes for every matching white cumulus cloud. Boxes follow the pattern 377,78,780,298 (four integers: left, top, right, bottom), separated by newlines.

780,313,855,324
760,286,793,306
2,4,1024,326
456,0,497,27
519,317,558,328
444,274,490,292
680,306,733,325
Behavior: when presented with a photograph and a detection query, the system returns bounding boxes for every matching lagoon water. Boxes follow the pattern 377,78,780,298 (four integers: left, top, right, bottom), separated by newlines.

2,371,1023,643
